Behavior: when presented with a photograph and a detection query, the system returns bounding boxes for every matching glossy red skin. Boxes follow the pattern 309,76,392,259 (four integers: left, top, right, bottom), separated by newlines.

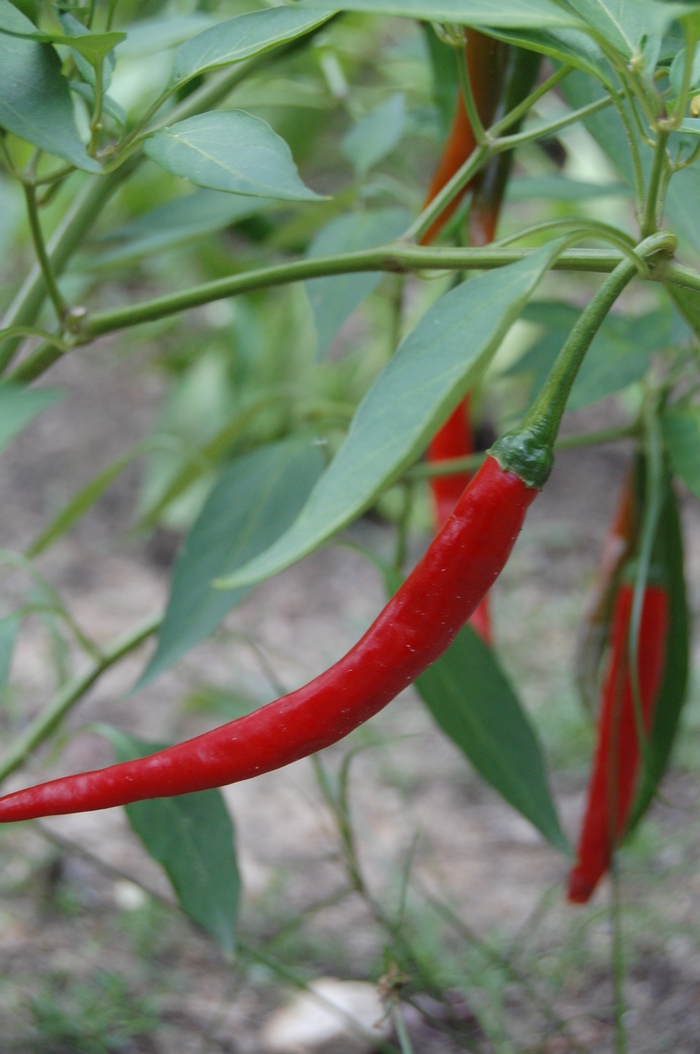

427,399,492,643
0,457,536,822
568,583,669,904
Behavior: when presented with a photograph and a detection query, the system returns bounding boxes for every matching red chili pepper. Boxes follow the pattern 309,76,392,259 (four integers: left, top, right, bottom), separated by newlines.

422,35,509,644
574,470,637,715
567,581,670,904
0,456,537,821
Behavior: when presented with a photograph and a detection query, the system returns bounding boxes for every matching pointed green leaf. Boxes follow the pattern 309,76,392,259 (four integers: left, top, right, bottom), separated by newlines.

99,726,240,954
306,208,409,357
301,0,584,30
116,15,216,58
0,35,101,171
628,479,689,830
144,111,323,200
486,24,608,79
342,93,407,176
662,407,700,499
135,439,325,690
0,385,63,455
90,189,279,266
218,241,563,590
171,7,335,87
416,626,569,854
0,0,36,36
668,285,700,343
566,0,685,71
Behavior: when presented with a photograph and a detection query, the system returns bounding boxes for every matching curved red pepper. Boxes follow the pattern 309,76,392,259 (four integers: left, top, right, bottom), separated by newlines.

0,456,537,821
568,582,670,904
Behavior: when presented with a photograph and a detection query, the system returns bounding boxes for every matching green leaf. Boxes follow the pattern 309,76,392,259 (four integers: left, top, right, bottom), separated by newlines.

486,25,608,79
506,175,631,200
144,111,323,200
422,22,458,133
116,15,217,58
679,117,700,136
305,207,409,357
342,93,407,176
0,0,36,35
90,189,279,267
0,35,101,172
667,284,700,342
218,241,563,590
662,407,700,498
0,385,63,454
171,7,335,87
513,303,673,411
566,0,685,72
135,438,325,690
628,478,689,830
301,0,584,30
562,70,700,256
0,614,19,698
99,726,240,954
416,625,569,853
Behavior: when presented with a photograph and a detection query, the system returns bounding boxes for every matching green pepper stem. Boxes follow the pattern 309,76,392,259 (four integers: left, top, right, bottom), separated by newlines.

491,231,676,488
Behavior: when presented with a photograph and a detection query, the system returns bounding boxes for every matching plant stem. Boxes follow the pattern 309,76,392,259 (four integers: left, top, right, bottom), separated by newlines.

22,183,68,324
492,96,613,153
88,58,105,156
407,423,640,481
489,64,572,138
404,143,490,243
492,231,676,487
641,130,670,237
0,613,160,786
76,248,630,339
611,860,628,1054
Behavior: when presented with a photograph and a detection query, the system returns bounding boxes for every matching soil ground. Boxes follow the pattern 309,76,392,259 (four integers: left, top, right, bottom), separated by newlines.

1,342,700,1053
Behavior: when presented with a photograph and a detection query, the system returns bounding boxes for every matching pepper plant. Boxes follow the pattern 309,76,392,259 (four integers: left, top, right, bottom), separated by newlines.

2,0,700,1044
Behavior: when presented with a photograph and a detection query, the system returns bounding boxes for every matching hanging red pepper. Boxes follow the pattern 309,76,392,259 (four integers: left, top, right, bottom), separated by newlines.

0,175,668,825
0,456,536,820
567,580,670,904
423,34,530,645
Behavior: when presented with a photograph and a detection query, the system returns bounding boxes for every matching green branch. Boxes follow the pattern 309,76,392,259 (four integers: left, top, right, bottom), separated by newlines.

22,183,68,324
0,613,161,786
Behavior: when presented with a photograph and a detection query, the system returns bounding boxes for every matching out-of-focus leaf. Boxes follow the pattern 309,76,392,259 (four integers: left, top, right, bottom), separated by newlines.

70,81,125,127
99,726,240,954
0,0,36,35
26,439,164,558
416,625,569,853
301,0,584,30
305,208,409,357
135,438,325,690
506,175,630,200
0,385,63,455
116,15,216,57
144,111,323,200
89,190,279,266
0,35,101,171
218,241,563,590
668,285,700,342
0,614,19,698
662,407,700,499
628,477,689,830
171,7,335,87
422,22,458,133
512,303,673,411
342,93,407,176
